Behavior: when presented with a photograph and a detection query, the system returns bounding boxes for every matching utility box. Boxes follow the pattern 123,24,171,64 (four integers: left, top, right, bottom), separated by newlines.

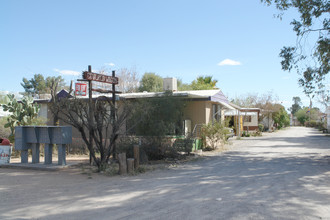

163,78,177,92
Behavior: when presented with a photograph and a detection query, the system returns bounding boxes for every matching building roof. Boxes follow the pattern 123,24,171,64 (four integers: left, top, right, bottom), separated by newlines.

224,110,258,116
34,89,238,110
120,89,235,109
240,108,261,112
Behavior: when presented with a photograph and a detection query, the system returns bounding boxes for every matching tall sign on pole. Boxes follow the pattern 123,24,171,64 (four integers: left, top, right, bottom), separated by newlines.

78,65,120,164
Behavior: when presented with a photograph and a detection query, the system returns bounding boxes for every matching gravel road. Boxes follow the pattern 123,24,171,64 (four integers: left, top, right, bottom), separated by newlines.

1,127,329,220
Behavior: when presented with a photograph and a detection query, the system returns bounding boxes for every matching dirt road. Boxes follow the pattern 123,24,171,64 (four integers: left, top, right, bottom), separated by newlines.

1,127,329,220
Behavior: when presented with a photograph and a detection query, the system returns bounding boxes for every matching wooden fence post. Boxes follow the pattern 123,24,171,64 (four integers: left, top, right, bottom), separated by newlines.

127,158,134,173
133,145,140,169
118,153,127,175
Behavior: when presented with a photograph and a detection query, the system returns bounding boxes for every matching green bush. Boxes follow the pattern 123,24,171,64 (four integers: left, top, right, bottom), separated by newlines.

201,121,229,150
242,131,251,137
1,94,42,142
258,124,264,132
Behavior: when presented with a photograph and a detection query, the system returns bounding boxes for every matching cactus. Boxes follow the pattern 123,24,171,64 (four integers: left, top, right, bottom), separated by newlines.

1,94,40,142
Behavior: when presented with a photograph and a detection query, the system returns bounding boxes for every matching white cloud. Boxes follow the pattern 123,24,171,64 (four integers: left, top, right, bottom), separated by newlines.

105,62,115,67
54,68,80,76
218,59,242,66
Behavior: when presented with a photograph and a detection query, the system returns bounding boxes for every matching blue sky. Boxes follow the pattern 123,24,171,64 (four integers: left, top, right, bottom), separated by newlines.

0,0,318,110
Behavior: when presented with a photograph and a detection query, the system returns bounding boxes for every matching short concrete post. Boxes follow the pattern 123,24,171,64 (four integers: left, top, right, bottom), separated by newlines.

44,144,52,164
133,145,140,169
118,153,127,175
31,143,40,164
57,144,66,165
127,158,134,173
21,150,28,163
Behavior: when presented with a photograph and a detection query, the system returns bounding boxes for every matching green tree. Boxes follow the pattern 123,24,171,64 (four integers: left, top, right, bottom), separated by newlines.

177,79,192,91
261,0,329,99
1,94,41,141
295,107,320,125
191,76,218,90
288,96,302,115
138,73,163,92
132,91,185,136
46,75,68,125
45,76,66,92
21,74,67,97
21,74,46,97
295,107,309,125
127,91,187,160
273,105,290,129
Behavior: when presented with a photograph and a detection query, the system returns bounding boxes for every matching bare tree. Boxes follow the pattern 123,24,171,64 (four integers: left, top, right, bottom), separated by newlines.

231,91,281,122
50,91,137,171
96,66,139,93
116,67,139,93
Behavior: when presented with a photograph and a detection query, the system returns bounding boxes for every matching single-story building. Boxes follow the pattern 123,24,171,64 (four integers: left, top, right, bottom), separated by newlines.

121,88,236,137
224,105,260,134
34,78,239,139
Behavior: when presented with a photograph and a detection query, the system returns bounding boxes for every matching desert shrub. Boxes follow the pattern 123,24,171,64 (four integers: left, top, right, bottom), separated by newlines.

251,131,262,137
305,120,317,127
141,137,166,160
138,136,193,160
201,121,229,151
316,122,326,130
172,136,193,155
304,121,326,130
242,131,250,137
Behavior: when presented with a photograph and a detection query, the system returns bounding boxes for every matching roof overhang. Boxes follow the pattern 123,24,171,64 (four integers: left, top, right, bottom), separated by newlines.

219,101,235,110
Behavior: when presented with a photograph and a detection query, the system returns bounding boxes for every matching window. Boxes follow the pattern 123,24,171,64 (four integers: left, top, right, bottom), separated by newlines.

244,116,252,122
212,104,221,122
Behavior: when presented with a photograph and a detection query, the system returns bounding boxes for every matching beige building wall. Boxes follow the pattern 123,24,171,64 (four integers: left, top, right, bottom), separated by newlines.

243,114,258,127
205,102,212,124
184,101,207,129
184,101,228,134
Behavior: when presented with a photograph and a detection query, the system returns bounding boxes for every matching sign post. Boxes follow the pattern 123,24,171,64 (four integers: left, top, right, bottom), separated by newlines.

79,65,120,164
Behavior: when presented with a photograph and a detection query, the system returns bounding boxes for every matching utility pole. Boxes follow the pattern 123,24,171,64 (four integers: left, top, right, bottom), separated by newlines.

309,98,312,124
88,65,94,165
111,70,116,159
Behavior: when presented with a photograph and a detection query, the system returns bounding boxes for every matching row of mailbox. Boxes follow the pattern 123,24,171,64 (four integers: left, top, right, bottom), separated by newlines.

15,126,72,150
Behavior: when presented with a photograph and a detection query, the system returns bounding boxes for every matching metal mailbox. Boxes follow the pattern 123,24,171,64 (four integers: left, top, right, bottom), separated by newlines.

14,126,72,165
